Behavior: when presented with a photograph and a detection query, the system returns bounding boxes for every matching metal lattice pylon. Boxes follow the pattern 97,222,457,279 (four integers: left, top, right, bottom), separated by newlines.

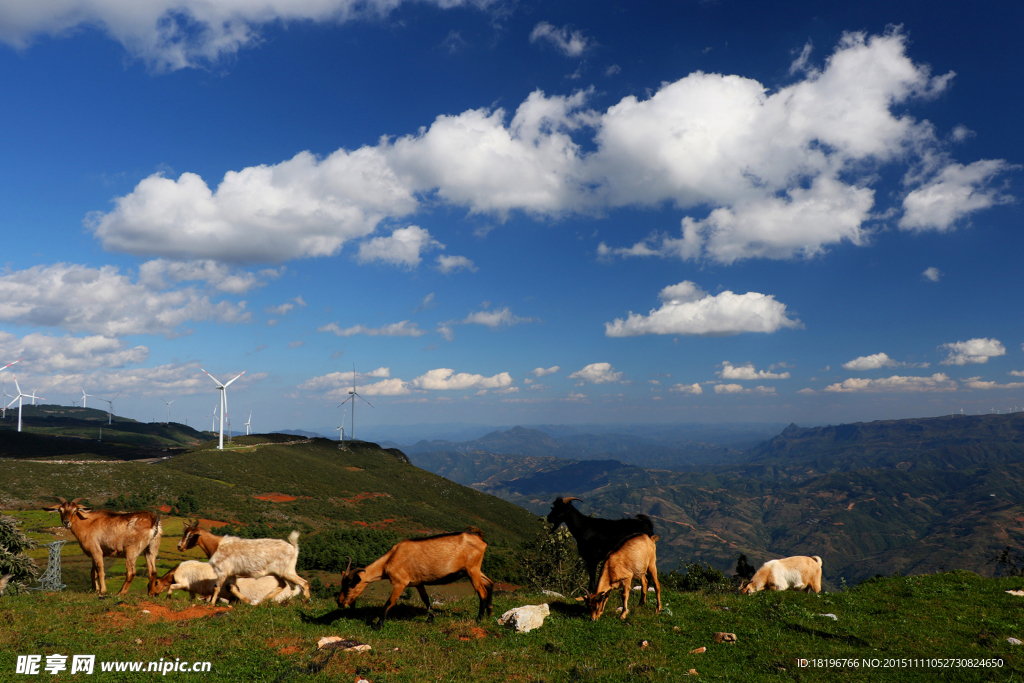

28,540,67,592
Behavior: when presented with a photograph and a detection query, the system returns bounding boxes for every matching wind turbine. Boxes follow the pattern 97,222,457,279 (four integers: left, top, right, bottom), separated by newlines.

334,406,347,442
209,404,219,433
202,369,245,450
161,398,175,424
338,366,372,442
6,376,32,432
245,411,252,436
1,382,10,419
81,389,92,408
98,393,119,425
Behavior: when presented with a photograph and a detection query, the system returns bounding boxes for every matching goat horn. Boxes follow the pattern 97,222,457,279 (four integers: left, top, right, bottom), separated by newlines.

70,498,86,505
54,496,67,504
345,556,352,574
560,497,582,504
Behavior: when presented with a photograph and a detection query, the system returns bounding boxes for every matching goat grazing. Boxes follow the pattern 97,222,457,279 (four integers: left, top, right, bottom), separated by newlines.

584,533,662,621
43,497,162,595
177,520,309,604
740,555,823,594
337,528,494,630
546,496,655,592
149,561,299,604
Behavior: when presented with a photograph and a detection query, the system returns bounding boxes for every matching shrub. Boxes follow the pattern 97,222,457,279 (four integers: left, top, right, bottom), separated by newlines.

102,490,158,512
0,514,38,594
296,527,401,572
663,561,732,593
989,546,1024,577
515,521,588,597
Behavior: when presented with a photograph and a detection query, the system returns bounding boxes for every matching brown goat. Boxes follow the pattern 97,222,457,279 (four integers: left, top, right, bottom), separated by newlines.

43,496,162,595
177,520,223,557
337,528,494,630
584,533,662,621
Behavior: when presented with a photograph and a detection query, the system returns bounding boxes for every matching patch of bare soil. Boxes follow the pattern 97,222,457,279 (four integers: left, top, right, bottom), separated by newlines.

254,493,299,503
135,600,232,622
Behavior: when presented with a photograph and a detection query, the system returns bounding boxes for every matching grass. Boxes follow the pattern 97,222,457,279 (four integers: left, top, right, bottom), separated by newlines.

2,571,1024,681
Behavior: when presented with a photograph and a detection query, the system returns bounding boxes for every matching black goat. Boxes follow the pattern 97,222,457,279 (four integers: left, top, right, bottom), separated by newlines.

546,496,655,593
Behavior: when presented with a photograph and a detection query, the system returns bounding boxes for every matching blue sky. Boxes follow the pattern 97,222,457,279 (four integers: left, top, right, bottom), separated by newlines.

0,0,1022,435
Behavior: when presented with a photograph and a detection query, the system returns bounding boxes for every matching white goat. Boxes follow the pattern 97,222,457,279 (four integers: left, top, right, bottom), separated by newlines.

207,531,310,604
233,576,303,605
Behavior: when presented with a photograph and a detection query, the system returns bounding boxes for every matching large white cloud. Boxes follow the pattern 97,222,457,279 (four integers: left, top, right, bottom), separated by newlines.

0,331,148,373
138,259,282,294
605,281,800,337
568,362,623,385
87,29,1012,265
718,361,790,380
357,226,443,268
842,352,899,370
823,373,957,393
0,0,491,71
939,338,1005,365
410,368,513,390
16,360,264,398
961,377,1024,391
0,263,249,337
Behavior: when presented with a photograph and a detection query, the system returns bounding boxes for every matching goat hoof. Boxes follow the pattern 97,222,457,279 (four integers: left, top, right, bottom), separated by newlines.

426,613,435,623
371,621,383,632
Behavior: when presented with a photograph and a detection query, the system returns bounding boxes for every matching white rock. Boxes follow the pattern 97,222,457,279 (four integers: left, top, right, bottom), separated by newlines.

818,613,838,621
498,603,550,633
541,590,565,599
1008,637,1023,645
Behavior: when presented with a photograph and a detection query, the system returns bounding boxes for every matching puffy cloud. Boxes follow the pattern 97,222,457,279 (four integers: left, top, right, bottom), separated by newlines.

961,377,1024,391
0,331,148,373
529,22,593,57
297,367,391,393
922,267,942,282
91,149,418,263
410,368,513,390
436,255,478,274
823,373,957,392
265,296,307,316
357,226,443,268
88,30,1007,266
359,378,412,396
568,362,623,385
843,352,899,371
0,263,249,337
900,160,1017,232
605,281,800,337
669,383,702,395
138,259,282,294
22,361,264,398
0,0,491,71
714,383,775,395
718,361,790,380
318,321,426,337
463,306,533,328
530,366,560,378
939,338,1005,365
1011,371,1024,378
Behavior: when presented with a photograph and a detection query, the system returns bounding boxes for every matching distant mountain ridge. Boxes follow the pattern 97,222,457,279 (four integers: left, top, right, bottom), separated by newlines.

409,413,1024,586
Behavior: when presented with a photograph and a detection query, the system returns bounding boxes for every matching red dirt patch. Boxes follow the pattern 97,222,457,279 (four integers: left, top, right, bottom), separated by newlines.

156,505,173,513
349,518,397,530
333,492,392,505
136,600,232,622
255,493,298,503
266,638,304,656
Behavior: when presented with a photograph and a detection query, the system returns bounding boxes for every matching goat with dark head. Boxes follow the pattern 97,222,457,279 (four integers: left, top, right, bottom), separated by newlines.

42,496,162,595
546,496,655,593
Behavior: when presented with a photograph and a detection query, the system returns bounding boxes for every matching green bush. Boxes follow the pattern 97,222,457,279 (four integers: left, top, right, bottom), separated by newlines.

0,514,37,593
102,490,158,512
663,560,732,593
514,521,588,597
296,527,401,572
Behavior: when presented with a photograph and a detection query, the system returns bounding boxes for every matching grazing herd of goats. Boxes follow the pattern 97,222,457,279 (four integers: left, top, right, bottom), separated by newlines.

41,495,823,628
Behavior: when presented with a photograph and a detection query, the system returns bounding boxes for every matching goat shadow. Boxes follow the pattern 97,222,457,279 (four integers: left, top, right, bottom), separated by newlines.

302,603,434,626
784,622,871,648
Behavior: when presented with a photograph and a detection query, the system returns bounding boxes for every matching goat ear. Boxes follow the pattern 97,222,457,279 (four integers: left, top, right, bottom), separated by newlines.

76,508,92,519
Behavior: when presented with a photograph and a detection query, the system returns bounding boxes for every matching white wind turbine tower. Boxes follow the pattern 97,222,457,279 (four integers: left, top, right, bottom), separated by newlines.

334,406,347,442
209,404,219,433
202,369,245,450
2,382,10,419
338,366,372,442
161,398,175,424
245,411,252,436
98,393,119,425
6,376,33,432
81,389,92,408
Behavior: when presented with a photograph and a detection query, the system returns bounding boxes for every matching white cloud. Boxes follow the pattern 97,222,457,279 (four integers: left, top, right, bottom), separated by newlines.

961,377,1024,391
922,267,942,282
605,281,800,337
530,366,560,378
713,383,775,395
462,306,533,328
410,368,513,391
529,21,593,58
22,361,264,398
360,378,412,396
0,0,491,71
669,382,702,395
842,352,900,371
87,30,1009,266
358,226,443,268
823,373,957,393
318,321,426,337
568,362,623,385
939,338,1005,365
718,361,790,380
287,340,304,348
900,160,1017,232
436,255,478,274
297,367,391,393
0,262,249,337
1011,371,1024,378
436,324,455,342
138,259,282,294
0,331,148,373
265,296,307,316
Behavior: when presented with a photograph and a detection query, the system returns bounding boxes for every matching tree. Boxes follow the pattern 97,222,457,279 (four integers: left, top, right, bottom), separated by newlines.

0,515,38,594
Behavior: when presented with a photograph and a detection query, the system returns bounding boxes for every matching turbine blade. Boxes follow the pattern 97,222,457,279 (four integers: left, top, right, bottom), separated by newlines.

0,359,20,372
223,370,246,387
202,369,225,387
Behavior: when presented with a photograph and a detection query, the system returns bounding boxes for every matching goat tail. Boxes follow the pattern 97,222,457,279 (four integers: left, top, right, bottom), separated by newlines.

464,526,485,540
288,530,300,550
812,555,823,566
